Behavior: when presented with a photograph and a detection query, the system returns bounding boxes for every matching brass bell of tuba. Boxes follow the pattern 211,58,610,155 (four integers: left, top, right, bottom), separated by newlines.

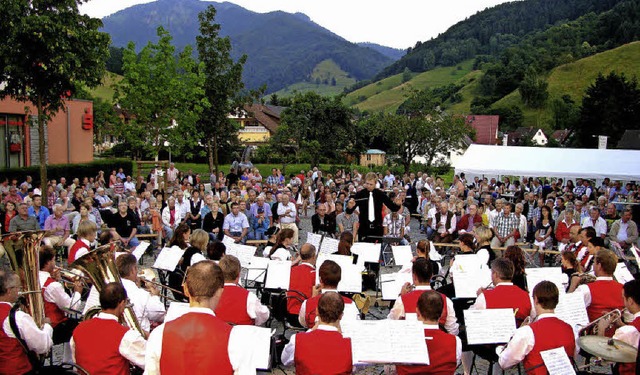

71,244,147,338
2,230,48,329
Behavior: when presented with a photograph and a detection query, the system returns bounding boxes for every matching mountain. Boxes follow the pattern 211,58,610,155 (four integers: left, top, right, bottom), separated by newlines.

376,0,627,80
101,0,393,92
357,43,405,61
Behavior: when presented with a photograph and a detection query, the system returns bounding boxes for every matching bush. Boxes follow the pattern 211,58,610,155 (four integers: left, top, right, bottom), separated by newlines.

0,159,134,185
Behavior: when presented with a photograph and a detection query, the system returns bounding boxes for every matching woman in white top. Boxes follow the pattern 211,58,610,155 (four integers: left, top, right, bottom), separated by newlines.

184,229,209,266
268,228,294,261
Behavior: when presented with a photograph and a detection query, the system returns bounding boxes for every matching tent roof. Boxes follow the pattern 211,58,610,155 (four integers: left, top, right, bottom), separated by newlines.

454,145,640,180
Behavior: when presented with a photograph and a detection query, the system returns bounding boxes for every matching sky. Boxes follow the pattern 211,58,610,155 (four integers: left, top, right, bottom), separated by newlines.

80,0,514,49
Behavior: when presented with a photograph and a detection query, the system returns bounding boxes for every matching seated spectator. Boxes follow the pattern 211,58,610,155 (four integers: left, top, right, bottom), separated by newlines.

582,207,607,239
490,202,519,248
43,204,75,248
608,208,638,249
456,203,482,234
109,201,139,249
383,209,408,245
311,203,336,237
249,207,269,240
432,202,456,243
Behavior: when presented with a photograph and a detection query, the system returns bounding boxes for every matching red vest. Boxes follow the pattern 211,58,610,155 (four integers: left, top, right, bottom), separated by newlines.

160,312,233,375
401,289,448,326
0,304,32,375
304,294,354,328
618,317,640,375
42,277,67,328
215,285,254,325
484,284,532,325
68,240,90,264
295,329,352,375
396,328,457,375
524,317,576,375
586,280,624,324
287,264,316,314
72,316,130,375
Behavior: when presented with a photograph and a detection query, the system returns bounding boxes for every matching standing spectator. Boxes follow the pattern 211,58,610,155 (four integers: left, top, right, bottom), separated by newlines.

278,193,299,245
166,163,179,186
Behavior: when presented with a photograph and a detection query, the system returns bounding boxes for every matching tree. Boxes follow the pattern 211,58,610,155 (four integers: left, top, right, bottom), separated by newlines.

269,92,353,164
573,72,640,147
550,95,579,130
519,70,549,108
114,27,207,161
0,0,109,184
196,5,247,174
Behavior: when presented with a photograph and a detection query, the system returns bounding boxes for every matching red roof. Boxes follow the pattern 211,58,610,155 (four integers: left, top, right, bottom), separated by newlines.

466,115,499,145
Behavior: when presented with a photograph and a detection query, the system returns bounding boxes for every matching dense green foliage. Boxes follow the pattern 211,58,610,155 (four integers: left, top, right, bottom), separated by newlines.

0,0,110,185
377,0,626,79
572,72,640,148
101,0,391,92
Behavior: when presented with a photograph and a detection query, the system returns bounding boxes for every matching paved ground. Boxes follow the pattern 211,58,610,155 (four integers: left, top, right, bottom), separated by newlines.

52,208,613,374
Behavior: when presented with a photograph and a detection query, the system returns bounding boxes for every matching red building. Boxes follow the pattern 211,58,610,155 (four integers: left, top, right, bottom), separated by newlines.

466,115,499,145
0,98,93,169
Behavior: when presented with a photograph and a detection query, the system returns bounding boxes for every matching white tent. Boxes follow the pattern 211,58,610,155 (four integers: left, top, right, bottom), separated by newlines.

454,145,640,181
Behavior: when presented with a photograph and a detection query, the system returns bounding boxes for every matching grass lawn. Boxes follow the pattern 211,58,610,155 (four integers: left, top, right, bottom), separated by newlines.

271,59,357,98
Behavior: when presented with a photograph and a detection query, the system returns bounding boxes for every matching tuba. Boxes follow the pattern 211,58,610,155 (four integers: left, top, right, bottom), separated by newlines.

2,230,48,329
71,244,147,338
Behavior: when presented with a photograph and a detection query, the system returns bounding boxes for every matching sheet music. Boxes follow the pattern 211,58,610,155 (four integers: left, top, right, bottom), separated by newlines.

165,302,190,323
222,235,236,247
319,237,339,254
306,232,323,251
152,246,185,271
450,254,483,275
246,256,269,284
615,263,635,284
540,347,576,375
526,268,565,295
131,241,150,261
351,242,381,268
554,292,589,329
226,243,256,268
453,268,491,298
264,260,291,289
391,245,413,266
232,325,272,370
340,320,429,365
429,241,442,261
464,309,516,344
380,272,413,300
316,254,361,293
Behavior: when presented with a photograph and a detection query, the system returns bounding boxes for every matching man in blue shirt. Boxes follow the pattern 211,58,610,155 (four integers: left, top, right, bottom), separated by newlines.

28,195,50,229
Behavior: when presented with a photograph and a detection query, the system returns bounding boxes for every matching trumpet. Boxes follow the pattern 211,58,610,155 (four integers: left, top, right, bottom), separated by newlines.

55,267,91,288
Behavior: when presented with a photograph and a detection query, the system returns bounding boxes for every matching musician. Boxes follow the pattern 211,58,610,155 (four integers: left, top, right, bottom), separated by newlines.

498,281,576,374
215,255,269,326
613,279,640,375
298,260,360,328
116,254,166,333
287,244,317,326
388,258,459,335
0,270,53,375
395,290,462,375
71,282,146,374
38,247,82,355
281,292,353,374
145,261,254,374
575,227,596,263
580,230,600,272
67,220,98,264
470,258,534,324
348,172,400,243
574,248,624,331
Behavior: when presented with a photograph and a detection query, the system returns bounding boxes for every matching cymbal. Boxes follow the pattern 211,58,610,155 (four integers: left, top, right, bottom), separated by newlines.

578,335,638,363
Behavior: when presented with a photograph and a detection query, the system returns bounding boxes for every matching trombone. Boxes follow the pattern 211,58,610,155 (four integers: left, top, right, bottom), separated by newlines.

137,267,181,303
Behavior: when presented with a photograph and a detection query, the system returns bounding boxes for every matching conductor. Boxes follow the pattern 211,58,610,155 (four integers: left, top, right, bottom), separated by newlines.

348,172,400,242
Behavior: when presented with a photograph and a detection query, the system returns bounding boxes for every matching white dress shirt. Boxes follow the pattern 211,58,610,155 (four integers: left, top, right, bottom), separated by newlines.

176,199,190,219
298,289,360,328
223,283,270,326
39,271,82,312
144,307,256,375
70,312,146,369
277,202,297,224
1,301,53,354
498,313,578,369
581,216,607,237
387,285,459,335
613,311,640,348
121,279,166,333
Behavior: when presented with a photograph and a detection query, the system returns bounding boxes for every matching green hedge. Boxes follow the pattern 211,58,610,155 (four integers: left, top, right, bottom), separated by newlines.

0,159,134,185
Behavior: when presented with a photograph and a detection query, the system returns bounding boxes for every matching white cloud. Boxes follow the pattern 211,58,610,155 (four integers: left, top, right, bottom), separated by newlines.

81,0,513,49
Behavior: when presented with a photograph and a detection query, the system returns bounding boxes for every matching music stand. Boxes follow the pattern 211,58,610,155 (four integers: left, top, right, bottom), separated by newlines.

363,235,403,266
